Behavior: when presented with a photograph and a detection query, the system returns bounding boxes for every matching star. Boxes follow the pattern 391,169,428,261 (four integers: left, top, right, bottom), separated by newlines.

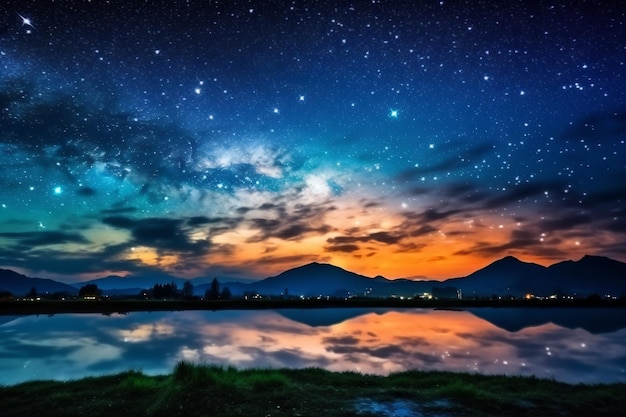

390,109,399,118
54,186,62,194
17,13,34,28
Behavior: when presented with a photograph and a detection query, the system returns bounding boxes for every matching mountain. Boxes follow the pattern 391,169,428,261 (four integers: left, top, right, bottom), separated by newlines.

79,274,186,291
0,269,78,296
444,255,626,297
1,255,624,298
236,262,435,297
78,272,217,293
444,256,549,297
546,255,626,295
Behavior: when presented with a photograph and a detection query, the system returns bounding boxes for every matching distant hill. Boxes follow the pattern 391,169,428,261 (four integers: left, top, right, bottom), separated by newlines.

78,272,216,293
79,274,187,292
1,255,624,298
546,255,626,295
0,269,78,296
445,255,626,297
195,262,437,298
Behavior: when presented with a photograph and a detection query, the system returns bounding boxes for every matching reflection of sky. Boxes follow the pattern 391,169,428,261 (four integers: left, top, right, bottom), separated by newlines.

0,308,625,385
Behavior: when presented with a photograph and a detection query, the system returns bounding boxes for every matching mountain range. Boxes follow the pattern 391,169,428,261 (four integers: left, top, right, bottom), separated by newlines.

1,255,625,298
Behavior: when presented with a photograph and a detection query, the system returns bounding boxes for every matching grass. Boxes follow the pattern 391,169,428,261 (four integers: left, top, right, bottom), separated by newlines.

1,363,625,416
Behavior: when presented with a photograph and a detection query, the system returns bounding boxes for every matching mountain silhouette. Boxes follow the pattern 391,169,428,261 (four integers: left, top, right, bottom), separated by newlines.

0,269,77,296
1,255,625,298
546,255,626,295
446,255,626,297
244,262,433,297
444,256,549,297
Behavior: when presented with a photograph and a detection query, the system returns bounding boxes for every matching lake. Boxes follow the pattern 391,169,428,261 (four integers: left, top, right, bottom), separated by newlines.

1,307,625,386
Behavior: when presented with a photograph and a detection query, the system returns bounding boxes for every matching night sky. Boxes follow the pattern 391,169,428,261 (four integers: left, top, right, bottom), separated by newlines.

1,1,624,283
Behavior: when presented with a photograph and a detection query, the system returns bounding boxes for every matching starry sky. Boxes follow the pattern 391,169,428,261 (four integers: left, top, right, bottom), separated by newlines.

1,0,624,283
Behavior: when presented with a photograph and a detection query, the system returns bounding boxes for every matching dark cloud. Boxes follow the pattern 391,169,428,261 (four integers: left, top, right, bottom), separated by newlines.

325,244,361,253
246,201,335,242
186,216,226,226
454,229,568,259
326,231,405,246
324,342,409,359
480,182,566,210
412,208,465,222
102,216,210,255
321,336,360,345
0,231,89,247
0,241,153,275
77,187,97,196
250,254,330,267
395,143,493,181
538,214,593,231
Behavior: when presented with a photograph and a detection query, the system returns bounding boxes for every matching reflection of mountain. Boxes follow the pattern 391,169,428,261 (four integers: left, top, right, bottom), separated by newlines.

275,307,394,327
0,316,20,326
467,307,626,334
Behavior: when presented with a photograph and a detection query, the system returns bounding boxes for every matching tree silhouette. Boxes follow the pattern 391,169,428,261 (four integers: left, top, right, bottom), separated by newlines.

79,283,101,297
27,286,37,299
152,282,179,299
220,286,232,300
206,278,220,299
183,280,194,298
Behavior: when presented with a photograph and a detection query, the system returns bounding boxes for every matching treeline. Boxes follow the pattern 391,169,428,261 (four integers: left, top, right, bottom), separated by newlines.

146,278,231,300
1,278,234,301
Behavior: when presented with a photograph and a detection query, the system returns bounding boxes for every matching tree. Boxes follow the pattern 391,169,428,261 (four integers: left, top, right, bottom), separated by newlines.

183,280,194,298
220,286,232,300
206,278,220,300
79,284,101,297
27,286,37,299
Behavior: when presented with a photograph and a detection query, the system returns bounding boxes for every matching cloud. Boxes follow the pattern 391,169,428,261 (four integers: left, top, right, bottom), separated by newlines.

102,216,210,255
77,187,97,196
453,229,569,258
538,214,592,231
246,200,335,242
479,182,566,210
325,244,361,253
326,231,405,246
195,143,290,179
395,142,493,181
0,231,90,247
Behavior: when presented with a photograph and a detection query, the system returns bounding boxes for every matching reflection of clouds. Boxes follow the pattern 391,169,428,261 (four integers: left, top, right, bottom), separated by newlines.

117,323,175,343
1,309,625,385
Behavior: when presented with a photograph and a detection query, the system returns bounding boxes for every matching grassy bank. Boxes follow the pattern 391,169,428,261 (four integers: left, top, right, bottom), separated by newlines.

1,362,624,417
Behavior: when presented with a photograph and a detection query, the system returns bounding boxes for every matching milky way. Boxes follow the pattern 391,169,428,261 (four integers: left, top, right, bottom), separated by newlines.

1,1,624,282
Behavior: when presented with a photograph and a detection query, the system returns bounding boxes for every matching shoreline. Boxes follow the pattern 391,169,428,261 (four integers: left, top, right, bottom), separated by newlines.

1,297,625,315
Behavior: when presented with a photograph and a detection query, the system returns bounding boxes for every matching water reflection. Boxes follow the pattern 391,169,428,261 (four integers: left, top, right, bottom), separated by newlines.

0,308,624,385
